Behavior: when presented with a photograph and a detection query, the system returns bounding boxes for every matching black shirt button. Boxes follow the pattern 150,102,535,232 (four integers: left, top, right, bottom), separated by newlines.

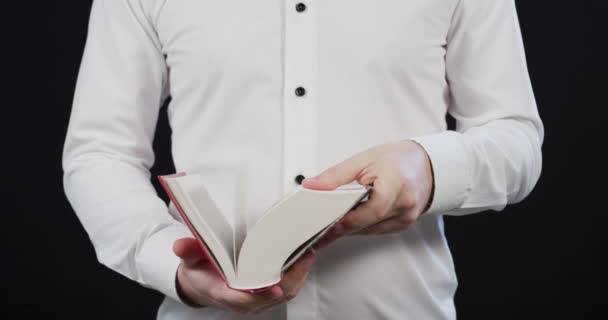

296,3,307,12
294,174,306,185
295,87,306,97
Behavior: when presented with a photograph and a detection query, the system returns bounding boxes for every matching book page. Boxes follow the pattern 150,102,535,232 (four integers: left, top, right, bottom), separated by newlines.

281,224,330,271
232,165,249,268
233,186,370,289
178,175,237,269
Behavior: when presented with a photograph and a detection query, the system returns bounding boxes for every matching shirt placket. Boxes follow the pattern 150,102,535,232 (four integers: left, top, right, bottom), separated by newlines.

283,1,319,319
283,0,318,194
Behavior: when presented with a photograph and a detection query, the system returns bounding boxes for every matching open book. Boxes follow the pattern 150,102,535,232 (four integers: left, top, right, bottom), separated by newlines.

158,173,370,291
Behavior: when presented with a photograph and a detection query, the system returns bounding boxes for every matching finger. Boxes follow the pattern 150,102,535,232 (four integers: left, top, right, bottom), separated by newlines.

215,284,284,312
260,286,284,300
357,170,377,186
247,286,286,314
173,238,208,267
312,225,343,250
208,250,315,312
303,151,376,190
355,211,418,235
279,251,316,301
338,177,400,234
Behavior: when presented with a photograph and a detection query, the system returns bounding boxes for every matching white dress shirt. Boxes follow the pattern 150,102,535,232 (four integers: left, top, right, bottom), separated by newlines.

63,0,543,319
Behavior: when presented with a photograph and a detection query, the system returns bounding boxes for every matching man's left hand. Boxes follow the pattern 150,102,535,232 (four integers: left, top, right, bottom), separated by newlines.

303,141,434,238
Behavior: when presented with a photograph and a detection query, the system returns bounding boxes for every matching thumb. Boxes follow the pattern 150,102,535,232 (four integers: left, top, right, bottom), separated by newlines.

303,151,373,190
173,237,208,267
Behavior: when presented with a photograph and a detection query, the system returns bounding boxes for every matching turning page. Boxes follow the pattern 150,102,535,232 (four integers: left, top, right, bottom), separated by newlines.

160,174,238,283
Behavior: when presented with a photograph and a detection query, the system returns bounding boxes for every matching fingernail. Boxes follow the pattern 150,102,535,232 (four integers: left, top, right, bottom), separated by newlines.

303,177,318,184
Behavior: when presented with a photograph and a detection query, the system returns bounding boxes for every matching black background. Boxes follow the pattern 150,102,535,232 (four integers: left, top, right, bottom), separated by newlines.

5,1,607,319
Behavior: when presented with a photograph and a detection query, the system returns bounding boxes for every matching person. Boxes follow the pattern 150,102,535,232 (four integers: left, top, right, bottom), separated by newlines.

62,0,543,319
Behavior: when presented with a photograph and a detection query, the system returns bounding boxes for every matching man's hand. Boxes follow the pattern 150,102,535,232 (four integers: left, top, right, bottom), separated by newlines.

304,141,433,238
173,238,315,314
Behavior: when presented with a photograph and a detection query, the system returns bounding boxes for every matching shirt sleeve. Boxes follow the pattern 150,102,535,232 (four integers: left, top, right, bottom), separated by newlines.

62,0,190,302
410,0,544,216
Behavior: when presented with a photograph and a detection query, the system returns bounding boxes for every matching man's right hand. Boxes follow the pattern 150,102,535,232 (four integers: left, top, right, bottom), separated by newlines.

173,238,316,315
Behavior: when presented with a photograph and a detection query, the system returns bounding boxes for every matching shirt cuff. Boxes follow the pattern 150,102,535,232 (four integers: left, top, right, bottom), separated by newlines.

409,131,472,215
136,222,191,303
